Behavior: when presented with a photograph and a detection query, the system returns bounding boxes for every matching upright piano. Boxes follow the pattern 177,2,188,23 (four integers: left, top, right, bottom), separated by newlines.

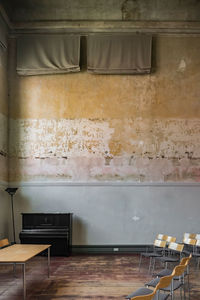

19,213,72,256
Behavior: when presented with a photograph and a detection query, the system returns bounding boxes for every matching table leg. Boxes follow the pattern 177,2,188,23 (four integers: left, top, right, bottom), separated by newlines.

47,247,50,278
22,263,26,300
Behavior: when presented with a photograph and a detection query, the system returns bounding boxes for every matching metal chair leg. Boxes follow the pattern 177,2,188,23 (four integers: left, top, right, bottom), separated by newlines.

188,273,190,300
138,254,143,271
148,257,152,273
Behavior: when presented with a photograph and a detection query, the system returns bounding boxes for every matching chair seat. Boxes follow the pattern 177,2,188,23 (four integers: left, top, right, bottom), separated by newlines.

125,287,169,300
145,277,183,291
154,268,187,279
192,253,200,257
155,268,172,277
156,256,179,263
183,250,191,255
145,277,160,288
141,252,163,258
125,287,154,299
156,294,170,300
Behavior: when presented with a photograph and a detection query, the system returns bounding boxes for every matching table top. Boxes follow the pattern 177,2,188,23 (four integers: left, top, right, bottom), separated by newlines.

0,244,51,263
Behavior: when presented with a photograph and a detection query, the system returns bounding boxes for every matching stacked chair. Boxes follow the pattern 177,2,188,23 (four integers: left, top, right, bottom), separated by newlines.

190,239,200,269
154,254,192,299
153,242,184,272
145,263,188,300
126,274,172,300
127,254,191,300
138,239,167,273
127,233,196,300
182,237,196,255
157,235,176,244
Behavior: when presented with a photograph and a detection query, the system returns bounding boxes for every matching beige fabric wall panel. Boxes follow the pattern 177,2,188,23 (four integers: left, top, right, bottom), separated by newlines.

8,36,200,183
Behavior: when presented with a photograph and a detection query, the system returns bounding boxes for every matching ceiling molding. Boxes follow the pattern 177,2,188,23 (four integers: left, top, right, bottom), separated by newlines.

7,180,200,187
9,21,200,35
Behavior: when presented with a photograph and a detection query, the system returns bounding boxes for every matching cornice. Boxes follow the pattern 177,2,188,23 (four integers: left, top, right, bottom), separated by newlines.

9,20,200,35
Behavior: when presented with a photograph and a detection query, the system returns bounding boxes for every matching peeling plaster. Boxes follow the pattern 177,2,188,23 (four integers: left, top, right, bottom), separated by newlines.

8,117,200,182
0,113,8,155
9,118,114,158
178,59,186,72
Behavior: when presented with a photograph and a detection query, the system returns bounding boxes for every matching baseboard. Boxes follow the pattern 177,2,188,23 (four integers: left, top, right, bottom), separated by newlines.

72,244,152,254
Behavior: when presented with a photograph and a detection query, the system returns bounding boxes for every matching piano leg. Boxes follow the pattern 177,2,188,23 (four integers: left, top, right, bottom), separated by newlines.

47,247,50,278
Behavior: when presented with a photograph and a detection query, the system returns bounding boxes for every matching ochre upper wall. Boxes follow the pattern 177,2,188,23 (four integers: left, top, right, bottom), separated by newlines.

10,37,200,120
8,36,200,182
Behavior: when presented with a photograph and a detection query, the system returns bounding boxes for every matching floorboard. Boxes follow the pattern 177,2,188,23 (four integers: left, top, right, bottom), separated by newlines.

0,254,199,299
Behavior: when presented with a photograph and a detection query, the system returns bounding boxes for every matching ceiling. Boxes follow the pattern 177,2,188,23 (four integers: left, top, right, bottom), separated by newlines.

1,0,200,23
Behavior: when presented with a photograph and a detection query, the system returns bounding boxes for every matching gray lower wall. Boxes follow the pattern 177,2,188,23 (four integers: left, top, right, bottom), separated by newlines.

12,183,200,246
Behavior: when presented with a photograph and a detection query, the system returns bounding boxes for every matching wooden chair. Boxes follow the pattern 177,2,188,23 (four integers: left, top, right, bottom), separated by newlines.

154,253,192,298
154,242,184,270
139,240,167,273
157,234,168,241
183,233,196,240
157,235,176,244
146,264,187,300
129,290,157,300
165,236,176,243
154,253,191,277
0,238,10,248
126,274,171,300
194,234,200,240
182,237,196,255
192,239,200,269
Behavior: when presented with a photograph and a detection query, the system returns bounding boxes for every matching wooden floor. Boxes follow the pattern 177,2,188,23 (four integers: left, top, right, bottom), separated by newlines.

0,254,200,299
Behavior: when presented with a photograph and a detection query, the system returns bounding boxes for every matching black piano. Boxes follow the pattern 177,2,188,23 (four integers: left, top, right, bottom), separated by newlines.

19,213,72,256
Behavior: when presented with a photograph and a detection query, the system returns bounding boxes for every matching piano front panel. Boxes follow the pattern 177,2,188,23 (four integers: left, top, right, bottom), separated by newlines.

19,213,72,256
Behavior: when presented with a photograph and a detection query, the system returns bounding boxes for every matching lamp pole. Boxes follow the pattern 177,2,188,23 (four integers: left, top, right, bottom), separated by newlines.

5,188,18,244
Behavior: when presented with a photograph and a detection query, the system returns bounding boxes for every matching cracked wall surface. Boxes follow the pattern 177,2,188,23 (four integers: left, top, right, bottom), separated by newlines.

9,36,200,183
0,40,8,182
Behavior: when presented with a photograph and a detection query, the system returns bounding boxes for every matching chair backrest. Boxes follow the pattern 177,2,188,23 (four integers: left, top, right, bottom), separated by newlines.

179,256,189,265
157,234,168,241
183,237,196,246
130,288,157,300
196,239,200,247
168,242,184,252
195,234,200,240
171,264,186,277
156,273,173,289
0,238,9,248
166,236,176,243
154,239,167,248
180,253,192,264
183,233,196,239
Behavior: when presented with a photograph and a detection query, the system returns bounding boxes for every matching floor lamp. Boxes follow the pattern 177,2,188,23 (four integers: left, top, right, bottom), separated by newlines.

5,187,18,244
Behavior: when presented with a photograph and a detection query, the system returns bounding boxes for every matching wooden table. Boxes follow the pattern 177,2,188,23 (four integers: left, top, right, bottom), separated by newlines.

0,244,51,300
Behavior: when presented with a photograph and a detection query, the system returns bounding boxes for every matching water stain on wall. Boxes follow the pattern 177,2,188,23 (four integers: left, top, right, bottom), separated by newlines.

8,117,200,182
8,36,200,182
